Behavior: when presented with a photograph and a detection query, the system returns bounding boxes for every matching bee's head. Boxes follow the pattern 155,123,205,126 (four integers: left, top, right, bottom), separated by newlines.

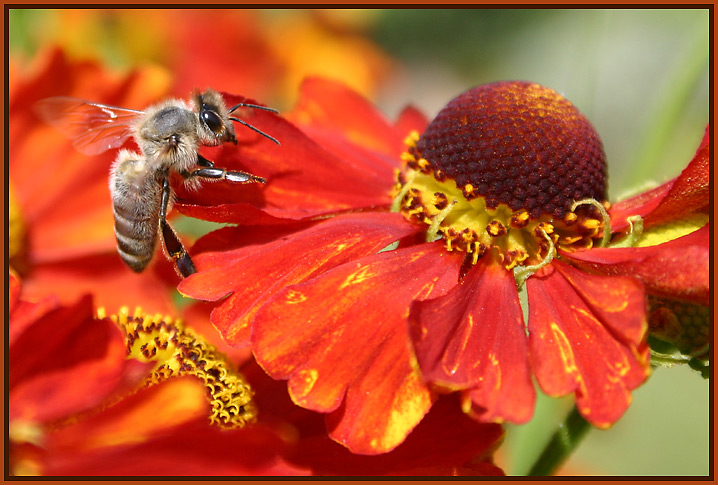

194,89,237,147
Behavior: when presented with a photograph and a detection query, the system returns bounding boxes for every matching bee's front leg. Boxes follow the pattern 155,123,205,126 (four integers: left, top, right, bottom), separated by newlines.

182,154,266,184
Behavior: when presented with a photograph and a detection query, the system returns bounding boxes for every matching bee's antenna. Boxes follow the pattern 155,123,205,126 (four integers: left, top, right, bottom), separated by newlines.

228,102,280,115
228,102,280,146
229,117,280,146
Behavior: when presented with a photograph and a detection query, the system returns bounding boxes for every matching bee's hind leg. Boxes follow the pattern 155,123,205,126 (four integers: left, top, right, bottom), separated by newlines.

159,175,196,278
183,154,266,184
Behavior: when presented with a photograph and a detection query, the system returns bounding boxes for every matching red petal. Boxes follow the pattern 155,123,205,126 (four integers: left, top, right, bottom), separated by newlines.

8,294,59,349
289,77,409,158
565,225,709,305
292,395,504,475
610,126,709,230
409,257,535,424
179,212,420,346
252,242,463,453
395,105,429,136
608,183,671,232
19,254,178,314
243,360,503,474
9,270,22,314
43,379,304,476
9,271,61,349
9,295,150,423
173,93,395,219
527,261,650,427
175,201,308,225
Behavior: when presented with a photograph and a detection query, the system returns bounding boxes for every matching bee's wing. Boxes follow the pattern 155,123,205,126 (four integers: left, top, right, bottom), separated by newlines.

35,97,144,156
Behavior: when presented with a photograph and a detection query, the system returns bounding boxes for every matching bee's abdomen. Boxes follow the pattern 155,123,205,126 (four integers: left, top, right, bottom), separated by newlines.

113,203,157,272
110,153,162,273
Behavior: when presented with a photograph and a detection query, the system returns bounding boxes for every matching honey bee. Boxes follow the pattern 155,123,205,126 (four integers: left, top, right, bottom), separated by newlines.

35,89,279,277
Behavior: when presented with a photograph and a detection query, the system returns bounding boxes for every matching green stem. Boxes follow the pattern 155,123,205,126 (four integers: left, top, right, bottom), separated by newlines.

525,405,592,476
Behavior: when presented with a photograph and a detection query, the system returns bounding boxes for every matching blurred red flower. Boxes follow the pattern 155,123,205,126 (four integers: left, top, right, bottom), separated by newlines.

179,78,708,453
16,10,395,105
9,47,180,313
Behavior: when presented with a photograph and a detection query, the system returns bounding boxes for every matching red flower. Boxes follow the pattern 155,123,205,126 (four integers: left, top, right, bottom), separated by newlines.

8,270,504,476
179,79,707,453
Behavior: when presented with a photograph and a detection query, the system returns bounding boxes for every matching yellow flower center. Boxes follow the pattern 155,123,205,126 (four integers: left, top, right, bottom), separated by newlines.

394,130,608,270
101,306,257,429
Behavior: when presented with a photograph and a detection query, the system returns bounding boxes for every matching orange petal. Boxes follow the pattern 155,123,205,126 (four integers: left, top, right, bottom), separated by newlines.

179,212,420,346
46,376,210,452
526,260,650,427
242,359,504,474
252,242,463,453
565,225,709,305
409,257,535,424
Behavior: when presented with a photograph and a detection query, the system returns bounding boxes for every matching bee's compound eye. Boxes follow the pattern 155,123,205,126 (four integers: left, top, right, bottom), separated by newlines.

201,105,224,134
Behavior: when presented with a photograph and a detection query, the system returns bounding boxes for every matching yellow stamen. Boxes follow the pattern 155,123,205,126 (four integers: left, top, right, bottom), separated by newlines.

392,138,609,273
109,306,257,429
391,169,418,213
463,183,476,197
487,220,507,237
400,152,416,163
563,212,578,224
511,210,530,228
403,130,420,148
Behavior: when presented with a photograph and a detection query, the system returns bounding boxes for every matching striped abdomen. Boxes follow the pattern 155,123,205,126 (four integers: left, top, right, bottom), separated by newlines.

110,153,162,272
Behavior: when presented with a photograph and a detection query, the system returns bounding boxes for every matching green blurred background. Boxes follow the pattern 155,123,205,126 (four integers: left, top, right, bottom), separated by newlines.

9,8,709,476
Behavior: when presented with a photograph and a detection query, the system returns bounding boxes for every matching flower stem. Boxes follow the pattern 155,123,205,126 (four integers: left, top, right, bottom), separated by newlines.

525,405,591,476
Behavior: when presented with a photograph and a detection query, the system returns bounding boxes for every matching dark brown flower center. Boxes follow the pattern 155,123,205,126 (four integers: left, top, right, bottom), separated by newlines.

411,81,607,219
394,81,610,269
